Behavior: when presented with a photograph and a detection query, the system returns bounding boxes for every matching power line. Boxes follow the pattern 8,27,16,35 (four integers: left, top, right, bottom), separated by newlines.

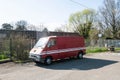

70,0,90,9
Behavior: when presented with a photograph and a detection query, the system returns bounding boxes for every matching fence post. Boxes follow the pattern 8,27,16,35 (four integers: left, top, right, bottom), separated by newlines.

9,38,12,60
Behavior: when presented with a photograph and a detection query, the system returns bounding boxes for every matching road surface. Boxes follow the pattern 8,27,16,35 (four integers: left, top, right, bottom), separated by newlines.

0,52,120,80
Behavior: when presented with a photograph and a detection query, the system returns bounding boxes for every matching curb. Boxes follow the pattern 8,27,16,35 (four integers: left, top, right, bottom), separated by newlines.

0,60,33,64
0,59,12,64
13,60,33,64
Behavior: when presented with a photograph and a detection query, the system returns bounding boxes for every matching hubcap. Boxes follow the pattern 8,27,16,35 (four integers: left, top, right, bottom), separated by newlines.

46,58,51,64
79,54,83,58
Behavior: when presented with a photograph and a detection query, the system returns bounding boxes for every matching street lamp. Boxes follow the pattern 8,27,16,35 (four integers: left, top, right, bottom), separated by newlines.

98,33,102,47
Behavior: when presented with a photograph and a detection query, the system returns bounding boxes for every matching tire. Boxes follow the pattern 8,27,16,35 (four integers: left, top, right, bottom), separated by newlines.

44,57,52,65
77,53,83,59
35,61,40,65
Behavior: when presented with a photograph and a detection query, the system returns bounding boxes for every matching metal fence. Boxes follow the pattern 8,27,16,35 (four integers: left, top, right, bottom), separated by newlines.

105,40,120,47
0,39,10,60
86,39,120,47
0,30,120,61
0,37,36,61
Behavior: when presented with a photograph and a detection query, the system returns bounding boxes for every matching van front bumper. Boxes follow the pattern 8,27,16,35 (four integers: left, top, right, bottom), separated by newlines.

29,53,44,63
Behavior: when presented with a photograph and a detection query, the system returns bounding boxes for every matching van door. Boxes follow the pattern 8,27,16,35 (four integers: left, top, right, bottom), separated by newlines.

57,38,68,59
46,38,60,60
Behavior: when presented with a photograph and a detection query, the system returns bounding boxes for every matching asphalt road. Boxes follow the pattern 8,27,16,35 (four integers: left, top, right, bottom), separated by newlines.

0,52,120,80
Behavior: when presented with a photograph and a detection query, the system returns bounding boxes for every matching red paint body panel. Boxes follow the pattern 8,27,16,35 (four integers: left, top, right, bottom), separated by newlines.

41,36,86,60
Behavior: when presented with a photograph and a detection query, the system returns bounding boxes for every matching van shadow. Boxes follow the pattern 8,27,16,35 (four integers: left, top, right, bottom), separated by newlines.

36,58,118,70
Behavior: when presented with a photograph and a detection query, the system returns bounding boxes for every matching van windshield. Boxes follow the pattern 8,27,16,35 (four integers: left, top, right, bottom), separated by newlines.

34,37,49,48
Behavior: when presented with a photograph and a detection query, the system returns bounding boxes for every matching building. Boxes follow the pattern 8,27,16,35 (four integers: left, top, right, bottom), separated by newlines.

0,29,79,41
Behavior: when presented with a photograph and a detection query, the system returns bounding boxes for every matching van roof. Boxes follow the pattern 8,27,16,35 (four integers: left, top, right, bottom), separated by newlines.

41,36,57,38
42,36,83,38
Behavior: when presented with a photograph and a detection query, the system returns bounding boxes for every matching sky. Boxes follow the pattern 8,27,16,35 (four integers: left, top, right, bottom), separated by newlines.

0,0,104,31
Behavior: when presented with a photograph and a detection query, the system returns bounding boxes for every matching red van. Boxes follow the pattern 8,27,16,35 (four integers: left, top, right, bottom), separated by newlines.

29,36,86,65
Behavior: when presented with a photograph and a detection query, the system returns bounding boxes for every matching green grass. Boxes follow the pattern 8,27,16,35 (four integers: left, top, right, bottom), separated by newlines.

86,47,108,53
115,47,120,51
0,58,10,62
0,54,9,60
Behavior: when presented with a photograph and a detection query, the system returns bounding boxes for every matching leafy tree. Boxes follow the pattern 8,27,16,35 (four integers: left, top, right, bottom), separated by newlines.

99,0,120,39
89,28,99,40
89,28,99,46
15,20,27,30
2,23,13,30
69,9,96,39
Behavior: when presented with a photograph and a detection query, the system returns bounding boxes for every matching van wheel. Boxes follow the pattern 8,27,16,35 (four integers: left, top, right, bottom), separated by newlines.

77,53,83,59
45,57,52,65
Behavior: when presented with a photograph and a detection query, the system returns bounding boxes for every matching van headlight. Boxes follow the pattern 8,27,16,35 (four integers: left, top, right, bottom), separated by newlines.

36,55,41,61
36,55,40,59
29,53,41,61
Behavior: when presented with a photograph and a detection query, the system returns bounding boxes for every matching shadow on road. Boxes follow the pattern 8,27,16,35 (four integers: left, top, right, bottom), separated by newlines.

36,57,118,70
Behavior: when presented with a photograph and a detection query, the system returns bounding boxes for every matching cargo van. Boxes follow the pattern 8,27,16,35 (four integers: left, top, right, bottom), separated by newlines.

29,36,86,65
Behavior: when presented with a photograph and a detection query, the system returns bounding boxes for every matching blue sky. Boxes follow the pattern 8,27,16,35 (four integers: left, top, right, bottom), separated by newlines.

0,0,104,31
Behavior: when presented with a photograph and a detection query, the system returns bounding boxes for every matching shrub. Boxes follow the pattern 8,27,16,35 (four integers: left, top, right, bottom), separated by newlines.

10,34,31,61
0,54,8,60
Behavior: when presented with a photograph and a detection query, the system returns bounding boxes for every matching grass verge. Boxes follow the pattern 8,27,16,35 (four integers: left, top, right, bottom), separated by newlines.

13,60,32,63
86,47,108,54
0,58,10,61
115,47,120,51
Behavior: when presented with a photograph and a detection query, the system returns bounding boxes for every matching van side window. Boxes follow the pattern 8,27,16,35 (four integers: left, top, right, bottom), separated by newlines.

47,39,56,47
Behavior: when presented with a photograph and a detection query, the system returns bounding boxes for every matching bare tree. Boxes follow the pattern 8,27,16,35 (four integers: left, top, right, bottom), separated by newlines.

15,20,27,30
99,0,120,39
38,24,45,31
27,24,36,31
54,27,64,32
54,24,70,32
